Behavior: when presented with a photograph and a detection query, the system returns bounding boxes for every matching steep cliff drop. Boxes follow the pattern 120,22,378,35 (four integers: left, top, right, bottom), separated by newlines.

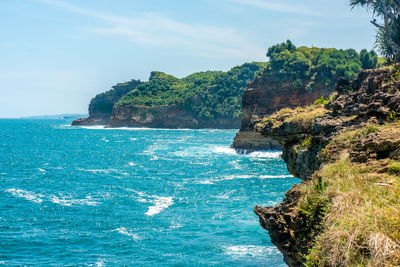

72,80,142,126
231,73,333,152
254,65,400,266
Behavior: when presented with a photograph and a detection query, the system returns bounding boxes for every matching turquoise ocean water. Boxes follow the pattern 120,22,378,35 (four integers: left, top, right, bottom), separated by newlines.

0,119,299,266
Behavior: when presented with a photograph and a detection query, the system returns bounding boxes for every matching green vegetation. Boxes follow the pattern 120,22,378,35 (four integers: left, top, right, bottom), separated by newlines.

116,62,266,120
263,40,378,91
90,79,142,115
350,0,400,63
89,41,380,123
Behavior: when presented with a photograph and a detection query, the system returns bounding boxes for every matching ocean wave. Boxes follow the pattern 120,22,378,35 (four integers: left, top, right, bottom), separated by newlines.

123,188,173,216
212,146,237,155
77,168,129,176
5,188,44,204
197,174,293,184
113,227,141,241
75,126,193,131
50,195,99,206
224,245,277,258
145,196,174,216
5,188,100,206
247,151,282,158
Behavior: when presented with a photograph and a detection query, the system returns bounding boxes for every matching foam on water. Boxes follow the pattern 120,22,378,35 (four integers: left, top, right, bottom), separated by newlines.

145,196,174,216
247,151,282,158
0,120,298,265
197,174,293,184
212,146,237,155
50,195,99,206
5,189,99,206
114,227,141,241
5,188,44,204
124,188,174,216
224,245,278,258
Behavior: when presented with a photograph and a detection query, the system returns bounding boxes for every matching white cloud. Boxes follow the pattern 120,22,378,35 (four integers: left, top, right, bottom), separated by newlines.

34,0,266,60
230,0,319,16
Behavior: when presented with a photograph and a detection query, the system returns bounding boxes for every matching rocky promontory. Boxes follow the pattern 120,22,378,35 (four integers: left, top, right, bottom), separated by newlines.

73,63,264,129
232,42,379,152
72,79,143,126
254,65,400,266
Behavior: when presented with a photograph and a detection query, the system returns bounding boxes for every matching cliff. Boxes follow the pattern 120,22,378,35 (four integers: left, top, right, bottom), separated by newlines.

232,74,332,152
73,63,264,129
232,42,379,152
72,79,142,126
253,65,400,266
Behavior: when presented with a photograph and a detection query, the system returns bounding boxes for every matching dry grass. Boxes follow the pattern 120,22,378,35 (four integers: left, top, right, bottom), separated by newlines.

260,104,328,129
302,154,400,266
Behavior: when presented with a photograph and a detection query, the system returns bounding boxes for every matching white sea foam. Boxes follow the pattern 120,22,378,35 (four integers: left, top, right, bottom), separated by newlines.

247,151,282,158
38,168,46,173
50,195,99,206
76,126,192,131
124,188,174,216
95,258,106,267
145,196,174,216
113,227,141,241
224,245,277,258
128,162,135,166
5,188,44,204
78,125,107,130
212,146,237,155
129,138,137,141
259,175,293,179
197,174,293,184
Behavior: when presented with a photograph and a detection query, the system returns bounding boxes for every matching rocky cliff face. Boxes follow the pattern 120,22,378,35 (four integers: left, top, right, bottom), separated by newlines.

232,74,334,151
72,80,142,126
109,105,240,129
253,66,400,266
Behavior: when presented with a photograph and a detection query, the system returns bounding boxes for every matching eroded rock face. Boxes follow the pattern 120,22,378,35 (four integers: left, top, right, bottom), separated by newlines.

232,74,334,151
109,105,240,129
254,65,400,265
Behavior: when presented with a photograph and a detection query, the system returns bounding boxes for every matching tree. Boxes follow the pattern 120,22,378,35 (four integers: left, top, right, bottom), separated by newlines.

350,0,400,62
360,49,378,68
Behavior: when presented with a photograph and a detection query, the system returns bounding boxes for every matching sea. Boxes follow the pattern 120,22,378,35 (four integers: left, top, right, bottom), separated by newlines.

0,119,299,266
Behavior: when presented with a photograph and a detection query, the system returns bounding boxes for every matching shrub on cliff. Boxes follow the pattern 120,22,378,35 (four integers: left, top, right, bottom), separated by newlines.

264,41,378,91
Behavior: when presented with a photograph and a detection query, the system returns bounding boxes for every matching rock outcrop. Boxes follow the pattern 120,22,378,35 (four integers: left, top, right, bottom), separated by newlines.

108,105,240,129
232,74,334,151
72,80,142,126
254,65,400,266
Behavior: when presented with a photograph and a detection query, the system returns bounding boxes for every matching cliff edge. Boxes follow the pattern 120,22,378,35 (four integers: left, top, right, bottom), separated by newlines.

254,65,400,266
231,42,379,152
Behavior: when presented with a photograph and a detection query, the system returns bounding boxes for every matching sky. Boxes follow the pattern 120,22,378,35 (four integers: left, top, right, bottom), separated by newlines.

0,0,377,118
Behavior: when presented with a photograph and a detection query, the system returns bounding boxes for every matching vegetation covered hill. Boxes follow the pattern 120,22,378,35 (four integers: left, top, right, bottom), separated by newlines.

74,41,380,128
116,62,265,120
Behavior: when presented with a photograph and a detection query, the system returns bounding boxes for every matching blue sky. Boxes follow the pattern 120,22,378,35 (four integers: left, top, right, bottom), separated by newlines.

0,0,376,117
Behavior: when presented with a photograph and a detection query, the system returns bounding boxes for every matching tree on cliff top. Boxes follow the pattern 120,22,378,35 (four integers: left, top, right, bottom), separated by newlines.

350,0,400,62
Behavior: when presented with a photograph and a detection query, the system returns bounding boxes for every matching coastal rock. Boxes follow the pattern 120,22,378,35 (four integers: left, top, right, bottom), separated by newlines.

254,65,400,265
108,105,240,129
232,74,334,151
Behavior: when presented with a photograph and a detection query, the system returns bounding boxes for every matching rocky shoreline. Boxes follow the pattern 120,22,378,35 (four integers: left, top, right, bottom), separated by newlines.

253,65,400,266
